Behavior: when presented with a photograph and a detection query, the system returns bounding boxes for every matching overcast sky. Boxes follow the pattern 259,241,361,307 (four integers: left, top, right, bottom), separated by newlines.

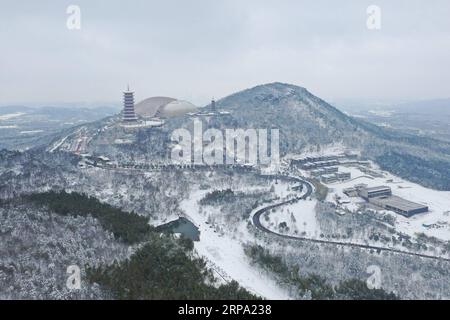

1,0,449,106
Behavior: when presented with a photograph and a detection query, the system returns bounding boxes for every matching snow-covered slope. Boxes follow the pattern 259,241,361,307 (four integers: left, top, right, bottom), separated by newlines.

43,82,450,190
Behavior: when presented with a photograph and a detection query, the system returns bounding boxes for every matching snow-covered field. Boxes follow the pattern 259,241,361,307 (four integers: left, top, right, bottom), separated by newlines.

286,143,355,159
260,199,318,237
172,163,449,299
324,164,450,241
180,188,291,300
20,130,44,134
0,112,25,121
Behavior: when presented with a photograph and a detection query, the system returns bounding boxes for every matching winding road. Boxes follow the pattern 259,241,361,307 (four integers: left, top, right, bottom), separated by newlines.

251,177,450,263
92,161,450,263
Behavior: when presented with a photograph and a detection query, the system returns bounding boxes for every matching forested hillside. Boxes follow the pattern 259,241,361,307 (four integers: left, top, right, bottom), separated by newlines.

27,191,151,244
88,235,259,300
0,192,257,299
38,82,450,191
244,244,398,300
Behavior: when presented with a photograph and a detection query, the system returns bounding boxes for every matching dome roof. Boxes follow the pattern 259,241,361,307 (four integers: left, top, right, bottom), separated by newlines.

135,96,198,118
156,100,198,118
135,96,176,118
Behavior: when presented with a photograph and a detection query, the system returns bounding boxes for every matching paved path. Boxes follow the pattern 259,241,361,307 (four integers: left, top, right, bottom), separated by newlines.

251,177,450,263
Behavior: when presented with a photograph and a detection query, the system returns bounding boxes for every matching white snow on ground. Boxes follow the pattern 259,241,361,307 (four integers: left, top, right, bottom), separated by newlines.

368,110,395,117
272,181,291,198
151,212,181,226
324,163,450,241
286,143,358,159
0,112,25,120
20,130,44,134
48,134,71,152
260,199,318,237
119,120,164,128
255,163,450,257
180,189,291,300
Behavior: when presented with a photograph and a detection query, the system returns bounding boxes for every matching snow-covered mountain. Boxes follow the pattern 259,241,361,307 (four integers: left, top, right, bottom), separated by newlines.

43,82,450,190
2,83,450,300
0,104,119,150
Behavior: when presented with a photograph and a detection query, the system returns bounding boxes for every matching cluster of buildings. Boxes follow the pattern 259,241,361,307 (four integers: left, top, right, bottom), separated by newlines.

120,87,229,124
310,166,338,177
291,154,355,183
290,153,358,170
294,159,339,170
78,154,112,168
194,98,231,117
320,171,352,184
310,166,351,183
358,166,384,178
344,184,428,217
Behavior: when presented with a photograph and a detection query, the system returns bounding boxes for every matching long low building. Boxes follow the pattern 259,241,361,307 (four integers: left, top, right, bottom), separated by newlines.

321,174,338,184
358,186,392,200
369,196,429,217
353,185,428,217
320,171,352,183
311,167,338,177
336,172,351,180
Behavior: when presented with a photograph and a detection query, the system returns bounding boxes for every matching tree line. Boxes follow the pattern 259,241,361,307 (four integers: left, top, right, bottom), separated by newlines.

245,244,398,300
25,190,259,299
26,190,151,244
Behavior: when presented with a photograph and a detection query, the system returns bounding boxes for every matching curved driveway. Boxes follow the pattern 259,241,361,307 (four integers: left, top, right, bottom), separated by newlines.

252,177,450,263
94,163,450,263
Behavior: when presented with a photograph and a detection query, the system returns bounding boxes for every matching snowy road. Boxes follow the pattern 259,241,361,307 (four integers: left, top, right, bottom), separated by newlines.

180,189,292,300
251,178,450,263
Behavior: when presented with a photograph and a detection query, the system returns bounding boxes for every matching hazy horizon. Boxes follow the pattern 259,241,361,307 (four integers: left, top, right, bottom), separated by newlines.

1,0,450,106
2,86,450,110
